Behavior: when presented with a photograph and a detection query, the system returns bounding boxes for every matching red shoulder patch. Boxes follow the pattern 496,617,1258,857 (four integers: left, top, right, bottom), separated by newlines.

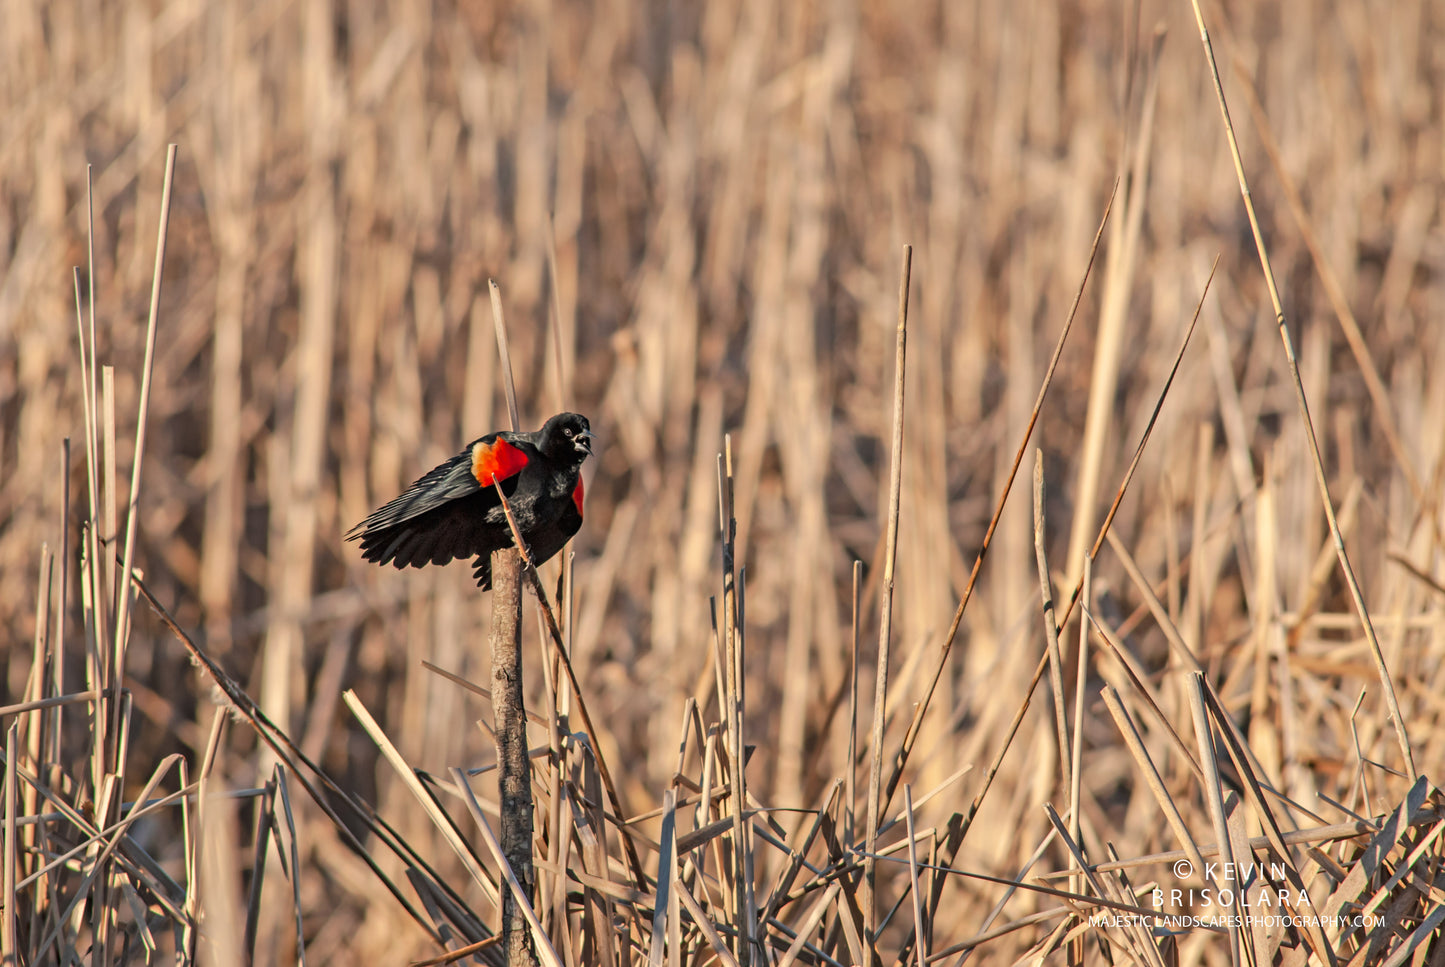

572,477,585,516
471,437,529,487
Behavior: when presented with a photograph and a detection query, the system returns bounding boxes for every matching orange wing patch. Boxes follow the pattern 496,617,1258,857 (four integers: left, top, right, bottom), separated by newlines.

571,477,585,516
471,438,529,487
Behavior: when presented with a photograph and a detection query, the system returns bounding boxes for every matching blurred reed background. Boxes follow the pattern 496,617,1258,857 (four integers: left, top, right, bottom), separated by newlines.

3,0,1444,962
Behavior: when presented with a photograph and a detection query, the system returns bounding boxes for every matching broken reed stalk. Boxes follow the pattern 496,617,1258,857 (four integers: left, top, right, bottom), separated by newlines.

882,185,1115,818
717,437,752,965
846,560,862,847
1187,672,1244,964
1032,452,1079,961
1033,451,1070,801
487,281,537,965
489,548,535,967
863,244,911,952
1186,0,1416,782
1067,558,1089,965
3,725,16,959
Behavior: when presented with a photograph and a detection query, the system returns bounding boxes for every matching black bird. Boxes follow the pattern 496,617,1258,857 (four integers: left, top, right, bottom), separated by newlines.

346,412,593,589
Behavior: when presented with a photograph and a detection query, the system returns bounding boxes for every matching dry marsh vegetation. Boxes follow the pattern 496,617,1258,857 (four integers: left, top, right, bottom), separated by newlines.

4,0,1445,963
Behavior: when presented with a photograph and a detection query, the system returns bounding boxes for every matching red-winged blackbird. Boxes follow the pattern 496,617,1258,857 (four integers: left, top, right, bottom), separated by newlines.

346,412,593,589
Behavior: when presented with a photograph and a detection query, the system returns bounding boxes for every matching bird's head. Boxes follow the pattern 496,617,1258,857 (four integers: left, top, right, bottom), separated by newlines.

538,412,594,464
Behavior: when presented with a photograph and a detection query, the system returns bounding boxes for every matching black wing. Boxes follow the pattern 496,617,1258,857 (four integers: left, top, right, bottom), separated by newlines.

347,435,524,569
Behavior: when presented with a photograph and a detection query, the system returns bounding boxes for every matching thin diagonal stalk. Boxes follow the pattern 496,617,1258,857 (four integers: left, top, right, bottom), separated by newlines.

911,263,1214,947
110,144,178,775
1186,0,1416,782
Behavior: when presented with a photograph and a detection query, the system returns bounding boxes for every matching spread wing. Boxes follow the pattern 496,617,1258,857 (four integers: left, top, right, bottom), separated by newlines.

346,434,531,568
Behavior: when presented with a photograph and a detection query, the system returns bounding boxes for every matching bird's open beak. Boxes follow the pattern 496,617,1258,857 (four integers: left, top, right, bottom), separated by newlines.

576,429,595,455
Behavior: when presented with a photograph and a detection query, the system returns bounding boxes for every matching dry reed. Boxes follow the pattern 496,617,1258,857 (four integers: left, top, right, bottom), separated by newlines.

3,0,1445,963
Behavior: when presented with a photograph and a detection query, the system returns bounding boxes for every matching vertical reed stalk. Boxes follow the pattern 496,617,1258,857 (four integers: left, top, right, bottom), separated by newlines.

863,245,911,951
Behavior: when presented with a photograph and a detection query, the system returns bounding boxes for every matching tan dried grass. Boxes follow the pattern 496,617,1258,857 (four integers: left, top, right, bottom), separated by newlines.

3,0,1445,963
